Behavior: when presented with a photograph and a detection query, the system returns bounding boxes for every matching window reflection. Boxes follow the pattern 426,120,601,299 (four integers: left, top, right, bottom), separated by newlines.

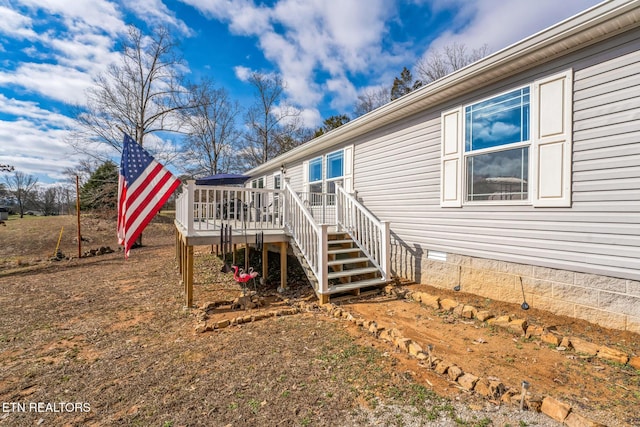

466,147,529,201
465,87,530,152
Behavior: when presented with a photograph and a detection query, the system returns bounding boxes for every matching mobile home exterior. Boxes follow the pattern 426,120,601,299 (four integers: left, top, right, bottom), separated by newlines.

246,1,640,332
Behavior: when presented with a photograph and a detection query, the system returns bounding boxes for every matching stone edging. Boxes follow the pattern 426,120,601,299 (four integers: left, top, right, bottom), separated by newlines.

194,305,301,333
316,285,625,427
400,286,639,371
191,286,637,426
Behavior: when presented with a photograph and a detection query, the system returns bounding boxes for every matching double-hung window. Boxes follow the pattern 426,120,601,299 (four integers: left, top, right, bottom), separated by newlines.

440,70,572,208
308,157,323,194
251,177,264,208
307,150,345,194
272,172,281,217
325,150,344,194
465,87,530,201
303,146,353,206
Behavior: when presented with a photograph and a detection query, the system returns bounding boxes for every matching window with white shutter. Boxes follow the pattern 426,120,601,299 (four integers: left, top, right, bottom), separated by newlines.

440,69,572,208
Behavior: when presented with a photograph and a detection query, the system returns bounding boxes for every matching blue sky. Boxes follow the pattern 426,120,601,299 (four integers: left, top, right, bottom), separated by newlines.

0,0,601,185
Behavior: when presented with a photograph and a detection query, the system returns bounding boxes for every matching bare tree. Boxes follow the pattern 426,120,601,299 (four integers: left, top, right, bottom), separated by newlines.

70,25,193,158
63,159,99,187
70,25,196,247
353,87,390,117
40,187,59,216
180,79,241,176
4,171,39,218
242,72,304,168
416,42,489,84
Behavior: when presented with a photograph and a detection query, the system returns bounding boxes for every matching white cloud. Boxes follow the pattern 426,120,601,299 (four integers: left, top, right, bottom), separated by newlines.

298,107,321,129
420,0,601,59
0,63,95,105
0,1,199,184
179,0,271,35
17,0,125,36
0,95,76,128
0,6,37,40
180,0,398,115
234,65,253,82
121,0,193,36
325,76,357,111
0,111,80,183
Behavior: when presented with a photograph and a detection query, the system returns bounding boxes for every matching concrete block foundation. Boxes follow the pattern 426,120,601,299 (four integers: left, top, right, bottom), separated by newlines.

391,245,639,332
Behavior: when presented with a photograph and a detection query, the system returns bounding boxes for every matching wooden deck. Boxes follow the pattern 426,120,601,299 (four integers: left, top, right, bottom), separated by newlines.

174,181,391,308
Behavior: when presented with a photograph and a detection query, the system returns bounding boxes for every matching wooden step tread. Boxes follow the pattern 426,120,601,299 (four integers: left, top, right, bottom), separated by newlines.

327,267,379,280
327,239,353,245
327,257,369,266
326,278,388,294
328,248,361,255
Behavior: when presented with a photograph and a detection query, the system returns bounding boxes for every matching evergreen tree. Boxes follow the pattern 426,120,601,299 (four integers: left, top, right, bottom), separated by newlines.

80,161,118,211
390,67,422,100
313,114,351,138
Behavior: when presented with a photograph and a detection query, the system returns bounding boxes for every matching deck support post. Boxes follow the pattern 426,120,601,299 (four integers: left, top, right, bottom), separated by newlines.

175,227,179,261
176,229,182,273
181,239,186,287
279,241,288,291
245,244,250,269
262,244,268,285
232,244,237,266
185,244,194,308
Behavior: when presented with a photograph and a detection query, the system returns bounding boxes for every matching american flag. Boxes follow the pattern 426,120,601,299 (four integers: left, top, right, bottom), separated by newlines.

117,133,181,257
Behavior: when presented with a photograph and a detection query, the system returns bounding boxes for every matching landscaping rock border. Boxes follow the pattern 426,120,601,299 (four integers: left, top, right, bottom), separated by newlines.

191,284,637,426
402,286,637,369
316,285,620,427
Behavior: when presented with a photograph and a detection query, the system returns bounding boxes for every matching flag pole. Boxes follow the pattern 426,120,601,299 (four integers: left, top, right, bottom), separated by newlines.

76,175,82,258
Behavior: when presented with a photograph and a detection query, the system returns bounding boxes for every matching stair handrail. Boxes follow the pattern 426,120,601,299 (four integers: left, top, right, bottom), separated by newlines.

283,182,328,294
335,184,390,281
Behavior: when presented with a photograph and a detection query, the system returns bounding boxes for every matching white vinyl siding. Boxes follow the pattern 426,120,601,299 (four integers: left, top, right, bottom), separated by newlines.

354,49,639,281
249,40,640,282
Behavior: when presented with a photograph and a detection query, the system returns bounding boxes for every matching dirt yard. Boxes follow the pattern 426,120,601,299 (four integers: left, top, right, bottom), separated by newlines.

1,214,638,426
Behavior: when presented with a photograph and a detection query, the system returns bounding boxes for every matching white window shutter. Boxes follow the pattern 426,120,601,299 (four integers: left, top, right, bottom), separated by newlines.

532,70,573,207
440,107,463,207
342,145,354,193
302,160,309,192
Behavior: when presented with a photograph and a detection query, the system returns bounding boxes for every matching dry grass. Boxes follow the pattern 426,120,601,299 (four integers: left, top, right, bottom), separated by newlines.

0,214,637,426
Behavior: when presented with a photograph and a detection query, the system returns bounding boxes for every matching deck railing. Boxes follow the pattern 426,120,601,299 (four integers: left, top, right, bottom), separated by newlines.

175,180,388,292
283,183,328,294
335,184,390,281
175,180,283,233
296,191,336,225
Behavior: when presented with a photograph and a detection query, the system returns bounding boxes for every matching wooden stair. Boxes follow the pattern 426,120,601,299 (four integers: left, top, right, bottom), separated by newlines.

322,231,387,302
289,231,388,303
